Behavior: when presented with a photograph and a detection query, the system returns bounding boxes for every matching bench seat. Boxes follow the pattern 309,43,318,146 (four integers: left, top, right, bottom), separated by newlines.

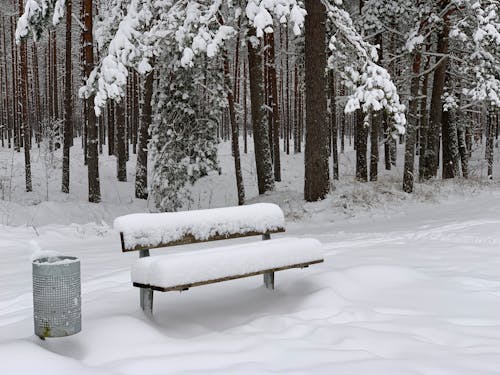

132,238,323,291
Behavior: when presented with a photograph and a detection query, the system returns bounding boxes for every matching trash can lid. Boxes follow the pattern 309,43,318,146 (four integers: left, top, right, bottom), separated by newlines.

33,256,79,265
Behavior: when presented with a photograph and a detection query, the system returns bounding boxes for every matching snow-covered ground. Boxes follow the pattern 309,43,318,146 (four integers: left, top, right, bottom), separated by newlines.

1,140,500,373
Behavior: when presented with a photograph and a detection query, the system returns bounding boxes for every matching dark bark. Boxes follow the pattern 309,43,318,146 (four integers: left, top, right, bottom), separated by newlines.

107,101,115,155
403,53,422,193
355,110,368,182
304,0,330,200
135,70,153,199
457,116,468,178
18,0,32,192
383,111,391,170
62,0,73,193
83,0,100,202
370,111,380,182
247,26,274,195
266,32,281,182
116,98,127,182
52,33,59,120
243,61,248,154
223,49,245,205
486,110,495,178
418,69,430,181
330,72,339,180
421,16,449,180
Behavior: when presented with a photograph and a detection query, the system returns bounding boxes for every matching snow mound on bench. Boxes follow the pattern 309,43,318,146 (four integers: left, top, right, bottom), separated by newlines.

132,238,323,288
114,204,285,250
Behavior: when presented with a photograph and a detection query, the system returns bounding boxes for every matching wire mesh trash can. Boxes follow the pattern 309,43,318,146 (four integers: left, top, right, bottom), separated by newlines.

33,256,81,339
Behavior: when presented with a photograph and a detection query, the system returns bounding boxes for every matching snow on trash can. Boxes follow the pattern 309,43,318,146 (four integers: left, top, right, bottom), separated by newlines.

32,256,81,339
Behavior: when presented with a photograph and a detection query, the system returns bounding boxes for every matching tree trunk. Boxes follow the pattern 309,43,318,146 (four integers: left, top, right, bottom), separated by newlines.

457,117,468,178
116,99,127,182
267,32,281,182
18,0,32,192
304,0,329,200
107,101,115,155
62,0,73,193
403,53,422,193
422,17,449,180
83,0,101,202
243,61,248,154
355,110,368,182
442,107,460,179
52,33,59,120
330,71,339,180
486,110,495,178
222,50,245,205
418,70,430,181
247,26,274,195
135,70,153,199
370,111,380,182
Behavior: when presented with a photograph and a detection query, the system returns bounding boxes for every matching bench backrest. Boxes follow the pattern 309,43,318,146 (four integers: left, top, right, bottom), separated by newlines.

114,203,285,252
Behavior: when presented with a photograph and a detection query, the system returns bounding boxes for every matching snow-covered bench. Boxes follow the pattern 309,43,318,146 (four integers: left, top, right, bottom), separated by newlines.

114,203,324,315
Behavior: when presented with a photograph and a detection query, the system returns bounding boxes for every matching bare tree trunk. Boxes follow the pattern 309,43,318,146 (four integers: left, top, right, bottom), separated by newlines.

486,110,495,178
83,0,101,202
403,53,422,193
304,0,329,201
107,101,115,155
18,0,32,192
355,110,368,182
31,43,41,146
223,49,245,205
11,16,19,152
422,15,449,180
52,33,59,120
266,31,281,182
330,71,339,180
135,70,153,199
247,26,274,195
62,0,73,193
457,117,468,178
132,71,139,154
116,99,127,182
370,111,380,182
243,60,248,154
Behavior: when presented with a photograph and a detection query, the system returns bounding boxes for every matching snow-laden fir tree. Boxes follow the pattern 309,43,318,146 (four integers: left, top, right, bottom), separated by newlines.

150,57,222,212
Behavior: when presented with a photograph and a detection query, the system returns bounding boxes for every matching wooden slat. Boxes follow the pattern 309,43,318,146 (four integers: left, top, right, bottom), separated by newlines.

132,259,324,292
120,227,286,252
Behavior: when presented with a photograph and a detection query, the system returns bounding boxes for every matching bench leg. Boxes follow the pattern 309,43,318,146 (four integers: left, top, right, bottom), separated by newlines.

140,288,154,316
264,272,274,290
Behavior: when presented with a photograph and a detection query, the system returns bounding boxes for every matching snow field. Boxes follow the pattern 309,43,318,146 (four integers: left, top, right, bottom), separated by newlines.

1,192,500,373
1,139,500,373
